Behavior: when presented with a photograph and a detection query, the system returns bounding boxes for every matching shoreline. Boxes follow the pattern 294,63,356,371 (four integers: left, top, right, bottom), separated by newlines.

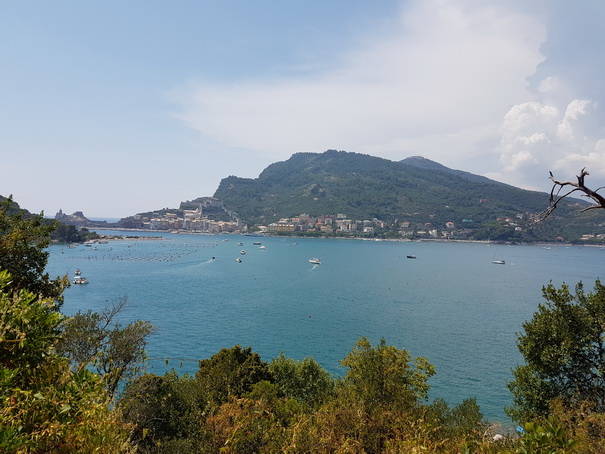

84,226,605,249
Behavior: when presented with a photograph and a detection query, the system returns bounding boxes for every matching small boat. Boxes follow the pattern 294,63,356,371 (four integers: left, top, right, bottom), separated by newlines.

309,258,321,265
259,245,266,250
253,241,261,245
236,258,242,263
240,250,246,255
492,250,505,265
74,269,81,275
72,276,89,284
406,255,416,259
238,242,244,246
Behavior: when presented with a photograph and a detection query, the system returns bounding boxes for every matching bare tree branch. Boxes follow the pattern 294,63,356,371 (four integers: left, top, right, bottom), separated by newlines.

531,168,605,224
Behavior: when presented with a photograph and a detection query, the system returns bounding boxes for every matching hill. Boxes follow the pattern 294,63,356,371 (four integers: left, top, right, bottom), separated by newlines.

213,150,603,242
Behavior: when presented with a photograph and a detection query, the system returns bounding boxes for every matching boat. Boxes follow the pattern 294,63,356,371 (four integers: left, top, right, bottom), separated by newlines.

236,258,242,263
492,250,505,265
309,258,321,265
72,276,89,284
259,245,266,250
406,255,416,259
253,241,261,245
240,250,246,255
237,242,244,246
74,269,81,275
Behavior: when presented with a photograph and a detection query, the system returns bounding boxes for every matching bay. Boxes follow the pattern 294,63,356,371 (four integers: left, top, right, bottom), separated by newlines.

46,232,605,426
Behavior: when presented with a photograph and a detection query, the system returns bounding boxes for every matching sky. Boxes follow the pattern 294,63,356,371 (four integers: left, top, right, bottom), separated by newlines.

2,1,604,218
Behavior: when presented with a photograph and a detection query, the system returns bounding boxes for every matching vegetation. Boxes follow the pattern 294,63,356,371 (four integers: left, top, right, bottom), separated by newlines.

117,340,493,453
196,345,273,407
0,196,68,305
0,199,150,451
51,223,99,243
269,352,335,409
57,297,156,398
508,280,605,422
0,270,134,452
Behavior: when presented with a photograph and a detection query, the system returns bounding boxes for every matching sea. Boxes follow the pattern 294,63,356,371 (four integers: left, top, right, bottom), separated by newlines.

46,232,605,428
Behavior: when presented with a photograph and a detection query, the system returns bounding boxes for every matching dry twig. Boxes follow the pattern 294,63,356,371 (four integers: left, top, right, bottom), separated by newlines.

531,168,605,224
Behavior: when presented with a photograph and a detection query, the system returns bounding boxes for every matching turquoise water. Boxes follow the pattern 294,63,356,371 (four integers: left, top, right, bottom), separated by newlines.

46,233,605,426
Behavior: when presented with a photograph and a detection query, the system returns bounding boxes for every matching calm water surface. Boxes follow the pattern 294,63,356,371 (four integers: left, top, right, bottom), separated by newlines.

46,233,605,426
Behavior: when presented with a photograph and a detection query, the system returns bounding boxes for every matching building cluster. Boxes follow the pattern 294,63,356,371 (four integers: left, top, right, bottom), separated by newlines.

256,211,539,239
135,208,242,233
581,233,605,241
55,207,243,233
262,214,383,234
257,213,464,238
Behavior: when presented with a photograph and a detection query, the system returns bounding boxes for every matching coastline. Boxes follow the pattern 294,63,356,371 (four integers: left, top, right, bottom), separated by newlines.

83,226,605,249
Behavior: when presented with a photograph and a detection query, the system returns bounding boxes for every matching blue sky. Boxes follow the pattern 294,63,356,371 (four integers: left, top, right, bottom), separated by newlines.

2,1,604,218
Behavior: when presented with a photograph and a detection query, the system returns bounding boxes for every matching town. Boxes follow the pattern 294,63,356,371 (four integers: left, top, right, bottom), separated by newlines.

55,206,533,241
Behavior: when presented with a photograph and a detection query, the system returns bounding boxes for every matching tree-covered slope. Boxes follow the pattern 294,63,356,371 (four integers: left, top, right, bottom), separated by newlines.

213,150,580,227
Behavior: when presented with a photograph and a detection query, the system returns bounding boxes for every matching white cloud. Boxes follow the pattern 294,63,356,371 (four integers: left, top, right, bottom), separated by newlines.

171,0,605,195
495,102,558,175
489,1,605,191
172,0,546,169
557,99,593,144
491,97,605,189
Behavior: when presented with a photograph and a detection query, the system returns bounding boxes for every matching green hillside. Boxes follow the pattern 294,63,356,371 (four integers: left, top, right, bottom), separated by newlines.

215,151,580,226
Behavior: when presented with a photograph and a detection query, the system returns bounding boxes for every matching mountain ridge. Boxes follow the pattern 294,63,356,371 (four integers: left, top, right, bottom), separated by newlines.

399,156,507,186
214,150,551,224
